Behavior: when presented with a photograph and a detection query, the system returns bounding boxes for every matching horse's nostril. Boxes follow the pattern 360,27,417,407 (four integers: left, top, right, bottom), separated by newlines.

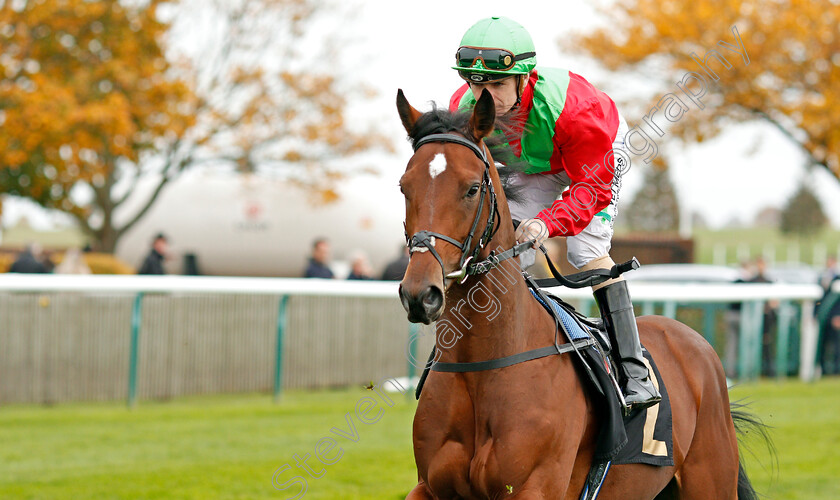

422,286,443,312
399,282,444,324
399,284,410,309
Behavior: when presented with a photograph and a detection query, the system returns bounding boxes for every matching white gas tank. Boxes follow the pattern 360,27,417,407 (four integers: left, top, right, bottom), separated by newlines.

115,170,406,277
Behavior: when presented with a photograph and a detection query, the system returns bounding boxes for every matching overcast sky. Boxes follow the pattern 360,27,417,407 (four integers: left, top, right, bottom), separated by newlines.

4,0,840,231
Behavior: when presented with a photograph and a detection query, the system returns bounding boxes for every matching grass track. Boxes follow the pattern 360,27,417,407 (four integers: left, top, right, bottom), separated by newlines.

729,378,840,500
1,379,838,499
1,390,418,499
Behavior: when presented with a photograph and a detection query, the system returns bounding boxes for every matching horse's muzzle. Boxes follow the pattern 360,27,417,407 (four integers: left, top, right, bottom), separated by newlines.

399,283,444,324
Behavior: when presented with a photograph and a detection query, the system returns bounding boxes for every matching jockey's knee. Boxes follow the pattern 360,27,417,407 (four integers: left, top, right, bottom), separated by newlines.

578,254,623,291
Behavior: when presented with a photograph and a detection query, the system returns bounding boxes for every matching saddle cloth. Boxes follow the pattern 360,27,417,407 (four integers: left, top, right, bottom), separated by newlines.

530,289,674,466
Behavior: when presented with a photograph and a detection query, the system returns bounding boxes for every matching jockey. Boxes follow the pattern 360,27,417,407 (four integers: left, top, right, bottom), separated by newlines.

449,16,660,412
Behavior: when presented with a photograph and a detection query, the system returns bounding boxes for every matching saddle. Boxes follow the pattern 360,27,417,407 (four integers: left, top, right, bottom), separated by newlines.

528,265,675,500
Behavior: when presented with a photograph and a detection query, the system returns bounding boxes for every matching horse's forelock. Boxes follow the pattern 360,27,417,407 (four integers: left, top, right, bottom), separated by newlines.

407,105,471,147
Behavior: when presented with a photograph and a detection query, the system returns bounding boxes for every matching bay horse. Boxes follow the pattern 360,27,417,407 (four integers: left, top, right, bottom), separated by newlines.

396,89,763,499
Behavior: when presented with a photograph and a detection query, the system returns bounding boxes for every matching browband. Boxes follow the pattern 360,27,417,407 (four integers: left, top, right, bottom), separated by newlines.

413,133,488,165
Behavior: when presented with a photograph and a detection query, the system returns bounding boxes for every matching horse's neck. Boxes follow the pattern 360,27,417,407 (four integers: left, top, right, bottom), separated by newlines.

437,258,553,363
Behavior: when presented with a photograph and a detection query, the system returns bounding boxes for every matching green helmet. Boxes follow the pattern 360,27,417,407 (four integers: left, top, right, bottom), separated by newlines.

453,16,537,83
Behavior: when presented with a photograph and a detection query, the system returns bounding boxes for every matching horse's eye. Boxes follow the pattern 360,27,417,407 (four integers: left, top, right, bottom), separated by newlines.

466,184,480,198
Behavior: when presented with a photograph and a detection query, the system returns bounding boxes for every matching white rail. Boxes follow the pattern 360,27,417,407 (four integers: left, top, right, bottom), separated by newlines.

0,274,826,382
0,273,824,301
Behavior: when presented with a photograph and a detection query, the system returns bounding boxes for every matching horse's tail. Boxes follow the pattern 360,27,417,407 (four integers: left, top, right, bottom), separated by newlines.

730,401,775,500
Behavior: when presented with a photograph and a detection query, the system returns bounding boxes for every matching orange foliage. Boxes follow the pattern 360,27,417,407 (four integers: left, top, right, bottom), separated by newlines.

0,0,389,252
0,0,195,251
569,0,840,180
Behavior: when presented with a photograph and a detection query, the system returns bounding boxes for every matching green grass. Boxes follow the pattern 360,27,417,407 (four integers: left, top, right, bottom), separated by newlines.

729,377,840,500
1,379,838,499
0,389,418,499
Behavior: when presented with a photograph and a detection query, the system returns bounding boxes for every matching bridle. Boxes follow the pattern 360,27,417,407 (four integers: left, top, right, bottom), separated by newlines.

406,134,596,387
405,133,532,284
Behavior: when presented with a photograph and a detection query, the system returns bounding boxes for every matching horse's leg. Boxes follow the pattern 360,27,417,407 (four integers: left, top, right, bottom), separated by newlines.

650,318,740,500
672,380,740,499
654,478,679,500
507,473,568,500
673,424,739,499
509,490,547,499
596,464,675,500
405,481,434,499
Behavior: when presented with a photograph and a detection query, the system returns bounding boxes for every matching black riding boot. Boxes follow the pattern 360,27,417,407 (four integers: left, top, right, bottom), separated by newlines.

594,280,661,414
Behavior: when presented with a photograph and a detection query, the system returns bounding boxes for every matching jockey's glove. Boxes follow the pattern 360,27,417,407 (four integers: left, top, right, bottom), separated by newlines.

515,218,549,247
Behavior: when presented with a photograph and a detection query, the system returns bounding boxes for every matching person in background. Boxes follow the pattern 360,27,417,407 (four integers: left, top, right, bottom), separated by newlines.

303,238,334,279
819,255,839,291
817,255,840,375
8,243,49,273
748,257,778,376
55,247,91,274
347,252,373,280
40,250,55,272
724,260,752,378
381,246,410,281
183,253,202,276
138,233,169,275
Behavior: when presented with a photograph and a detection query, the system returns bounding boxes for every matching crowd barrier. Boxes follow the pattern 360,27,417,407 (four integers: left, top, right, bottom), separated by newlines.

0,274,827,407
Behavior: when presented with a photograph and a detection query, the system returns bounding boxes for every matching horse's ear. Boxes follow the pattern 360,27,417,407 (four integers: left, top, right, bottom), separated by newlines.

469,90,496,141
396,89,422,135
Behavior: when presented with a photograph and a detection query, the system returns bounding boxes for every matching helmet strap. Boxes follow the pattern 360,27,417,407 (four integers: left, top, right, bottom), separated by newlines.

514,75,524,107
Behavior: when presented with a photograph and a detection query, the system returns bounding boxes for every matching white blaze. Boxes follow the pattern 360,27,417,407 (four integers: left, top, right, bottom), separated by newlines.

428,153,447,179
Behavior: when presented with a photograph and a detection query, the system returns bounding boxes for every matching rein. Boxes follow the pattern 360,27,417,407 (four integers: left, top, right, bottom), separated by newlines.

407,133,533,283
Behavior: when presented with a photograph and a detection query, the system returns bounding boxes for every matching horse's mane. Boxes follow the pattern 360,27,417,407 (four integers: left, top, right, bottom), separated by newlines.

405,103,529,205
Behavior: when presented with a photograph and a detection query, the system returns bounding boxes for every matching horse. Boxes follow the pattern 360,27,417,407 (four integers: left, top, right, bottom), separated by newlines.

395,89,764,499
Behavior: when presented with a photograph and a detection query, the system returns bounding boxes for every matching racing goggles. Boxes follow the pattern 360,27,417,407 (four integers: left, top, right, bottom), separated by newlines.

455,46,535,71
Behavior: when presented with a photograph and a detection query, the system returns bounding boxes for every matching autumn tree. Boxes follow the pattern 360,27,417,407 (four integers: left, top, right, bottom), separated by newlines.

624,157,680,233
0,0,385,252
569,0,840,181
780,181,827,238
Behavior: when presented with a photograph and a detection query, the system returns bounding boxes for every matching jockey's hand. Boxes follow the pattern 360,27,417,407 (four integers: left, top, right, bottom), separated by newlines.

515,218,549,248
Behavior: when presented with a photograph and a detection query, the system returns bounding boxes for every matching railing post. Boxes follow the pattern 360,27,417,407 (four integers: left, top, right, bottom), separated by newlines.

754,300,766,378
127,292,144,409
799,300,818,382
642,301,655,317
753,300,766,379
663,301,677,319
775,300,792,379
737,300,750,380
274,295,289,403
407,323,420,400
738,300,764,380
701,303,717,347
